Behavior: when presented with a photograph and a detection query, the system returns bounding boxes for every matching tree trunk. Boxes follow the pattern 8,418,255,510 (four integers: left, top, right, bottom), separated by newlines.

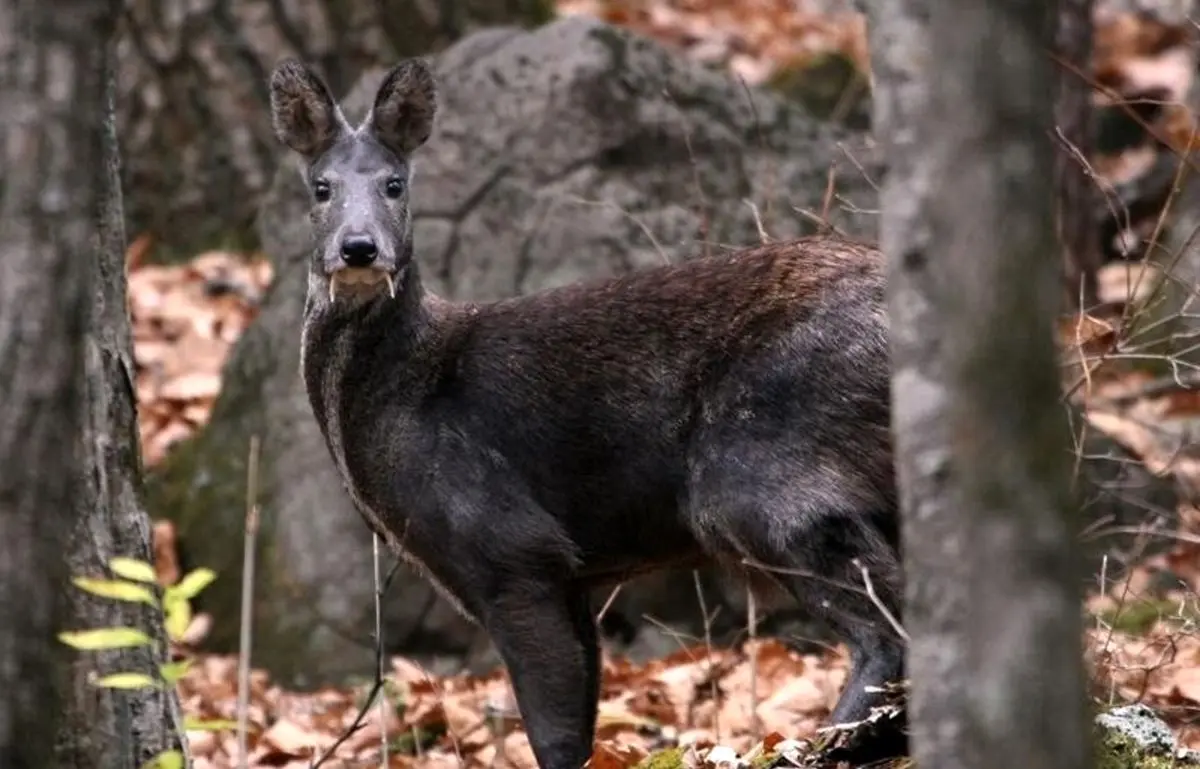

1055,0,1100,311
0,0,115,764
115,0,554,260
54,37,189,769
869,1,1091,768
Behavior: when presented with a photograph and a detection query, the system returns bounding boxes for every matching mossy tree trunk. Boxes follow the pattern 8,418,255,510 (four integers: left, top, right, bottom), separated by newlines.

53,39,189,769
0,0,114,764
115,0,554,260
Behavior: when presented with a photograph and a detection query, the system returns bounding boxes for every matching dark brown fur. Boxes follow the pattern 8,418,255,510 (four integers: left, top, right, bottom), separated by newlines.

269,57,905,769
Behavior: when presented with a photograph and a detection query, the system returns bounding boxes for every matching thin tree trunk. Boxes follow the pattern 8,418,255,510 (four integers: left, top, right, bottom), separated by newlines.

869,1,1092,768
115,0,554,259
53,35,189,769
0,0,116,764
1055,0,1100,311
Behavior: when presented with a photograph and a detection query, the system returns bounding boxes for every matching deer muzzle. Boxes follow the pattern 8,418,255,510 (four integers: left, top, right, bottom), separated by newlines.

328,267,396,302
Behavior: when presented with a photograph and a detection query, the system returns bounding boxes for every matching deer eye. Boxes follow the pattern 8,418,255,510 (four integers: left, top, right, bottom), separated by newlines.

312,180,332,203
384,177,406,199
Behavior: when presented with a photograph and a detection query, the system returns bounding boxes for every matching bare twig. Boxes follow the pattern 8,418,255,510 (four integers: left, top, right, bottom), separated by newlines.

1090,369,1200,404
744,199,770,245
793,205,848,237
236,435,262,769
1126,126,1200,320
555,194,671,265
1097,554,1109,634
1050,51,1200,175
692,569,721,741
595,583,624,625
640,614,704,660
310,544,397,769
374,533,388,767
737,75,777,229
741,556,869,598
836,141,879,192
818,162,837,225
746,585,762,743
663,87,713,260
852,559,909,643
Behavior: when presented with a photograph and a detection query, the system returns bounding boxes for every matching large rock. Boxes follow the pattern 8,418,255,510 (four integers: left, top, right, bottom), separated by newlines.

147,15,885,687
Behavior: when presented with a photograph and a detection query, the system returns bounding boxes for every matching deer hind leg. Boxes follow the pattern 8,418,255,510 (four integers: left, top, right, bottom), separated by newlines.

686,449,905,726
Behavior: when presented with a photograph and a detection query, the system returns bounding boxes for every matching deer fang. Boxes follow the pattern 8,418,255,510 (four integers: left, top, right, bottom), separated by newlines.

385,273,396,298
329,276,338,302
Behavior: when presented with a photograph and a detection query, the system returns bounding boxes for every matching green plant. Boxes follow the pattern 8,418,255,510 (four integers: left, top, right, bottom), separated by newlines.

59,555,233,769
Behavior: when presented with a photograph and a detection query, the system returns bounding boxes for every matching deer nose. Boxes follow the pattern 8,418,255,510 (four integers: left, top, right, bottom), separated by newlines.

340,234,378,267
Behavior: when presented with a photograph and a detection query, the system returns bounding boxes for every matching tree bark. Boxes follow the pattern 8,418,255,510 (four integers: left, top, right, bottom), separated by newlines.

869,1,1092,768
1055,0,1101,311
0,0,115,765
115,0,554,260
53,38,189,769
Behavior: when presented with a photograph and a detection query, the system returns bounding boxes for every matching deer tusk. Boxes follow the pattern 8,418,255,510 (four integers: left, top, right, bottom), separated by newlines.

329,274,338,303
385,273,396,299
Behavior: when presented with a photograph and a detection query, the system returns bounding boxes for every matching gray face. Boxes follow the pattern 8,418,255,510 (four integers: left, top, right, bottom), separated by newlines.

268,57,437,302
307,133,414,294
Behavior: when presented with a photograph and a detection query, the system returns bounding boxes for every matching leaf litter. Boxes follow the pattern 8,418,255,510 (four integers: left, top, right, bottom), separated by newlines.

127,3,1200,767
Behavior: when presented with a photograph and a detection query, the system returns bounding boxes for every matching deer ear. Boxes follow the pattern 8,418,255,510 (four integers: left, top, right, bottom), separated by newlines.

269,58,344,158
369,59,437,156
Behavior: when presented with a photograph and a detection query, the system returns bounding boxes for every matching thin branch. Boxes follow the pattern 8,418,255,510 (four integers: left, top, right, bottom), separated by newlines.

744,199,770,245
692,569,721,741
374,533,388,768
852,559,908,643
1050,50,1200,175
595,583,623,625
746,586,761,743
310,539,396,769
236,435,262,769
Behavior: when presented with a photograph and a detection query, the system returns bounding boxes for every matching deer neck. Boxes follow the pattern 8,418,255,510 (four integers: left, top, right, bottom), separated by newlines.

300,258,440,394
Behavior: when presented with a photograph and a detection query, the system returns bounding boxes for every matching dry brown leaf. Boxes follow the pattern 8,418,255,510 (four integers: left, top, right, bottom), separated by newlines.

159,372,223,402
588,741,648,769
260,717,334,754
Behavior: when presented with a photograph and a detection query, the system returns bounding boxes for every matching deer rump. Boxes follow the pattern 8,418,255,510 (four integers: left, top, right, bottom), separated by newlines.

269,55,905,769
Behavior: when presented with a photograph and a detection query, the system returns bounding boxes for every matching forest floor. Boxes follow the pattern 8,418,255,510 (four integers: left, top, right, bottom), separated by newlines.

124,2,1200,767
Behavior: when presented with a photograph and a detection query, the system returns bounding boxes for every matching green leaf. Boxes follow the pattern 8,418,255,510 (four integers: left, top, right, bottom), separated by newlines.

141,749,184,769
72,576,156,605
158,659,193,685
162,595,192,642
58,628,153,650
109,557,159,584
93,672,159,689
166,568,216,601
183,715,238,731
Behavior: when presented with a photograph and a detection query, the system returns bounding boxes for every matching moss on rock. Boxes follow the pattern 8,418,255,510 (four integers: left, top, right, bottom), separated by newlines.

766,51,870,129
1097,726,1190,769
1095,704,1200,769
633,747,687,769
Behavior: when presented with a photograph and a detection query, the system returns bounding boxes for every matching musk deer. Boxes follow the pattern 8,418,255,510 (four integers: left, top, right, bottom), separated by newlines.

269,56,905,769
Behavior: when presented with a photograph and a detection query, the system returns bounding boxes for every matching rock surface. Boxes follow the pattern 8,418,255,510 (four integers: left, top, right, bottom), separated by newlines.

1095,703,1200,766
146,15,883,686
